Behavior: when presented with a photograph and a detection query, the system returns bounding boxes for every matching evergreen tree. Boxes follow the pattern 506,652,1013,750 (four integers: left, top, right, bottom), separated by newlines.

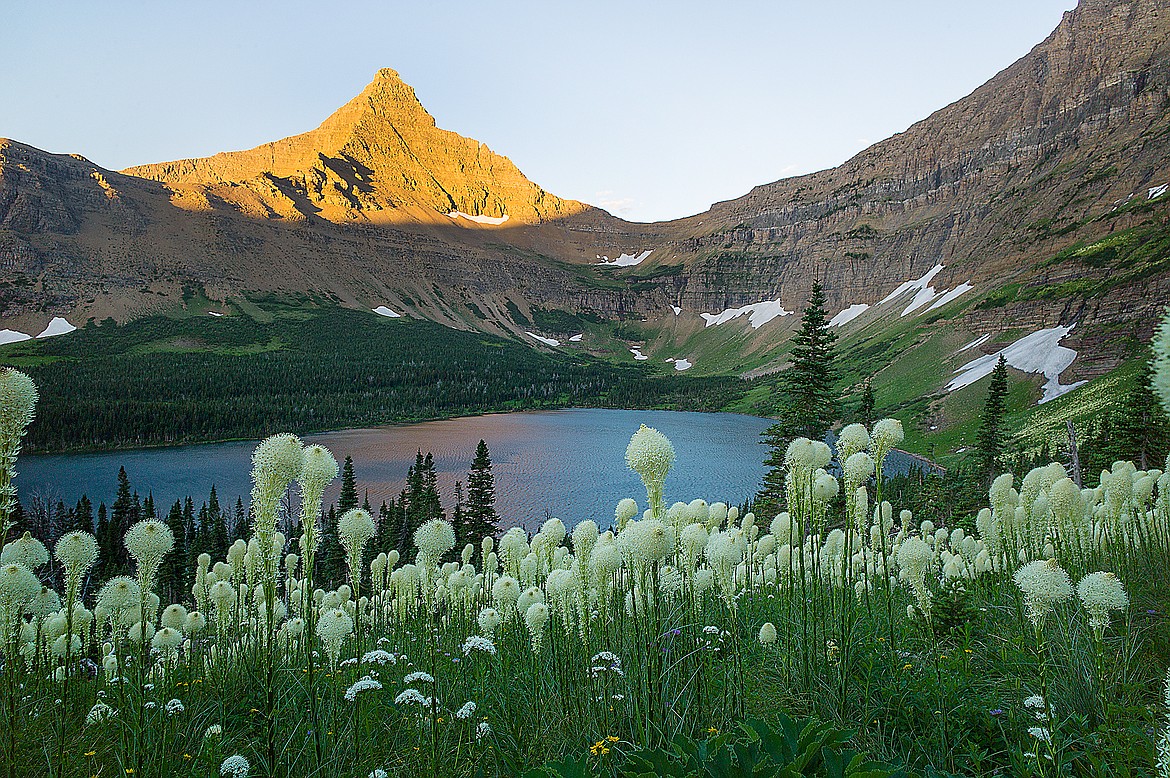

142,493,156,520
317,504,343,585
161,499,187,601
102,467,138,575
1114,360,1170,470
232,497,247,542
976,355,1011,482
72,495,94,533
339,456,359,513
463,439,499,548
757,281,840,512
860,380,876,429
451,481,466,551
208,486,228,561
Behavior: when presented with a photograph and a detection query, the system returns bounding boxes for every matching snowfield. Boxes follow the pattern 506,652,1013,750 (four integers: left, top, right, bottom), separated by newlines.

629,348,649,361
947,324,1087,403
372,306,402,318
701,299,793,329
36,317,76,338
829,303,869,327
597,250,652,268
447,211,510,225
665,357,693,371
526,332,560,347
0,329,31,345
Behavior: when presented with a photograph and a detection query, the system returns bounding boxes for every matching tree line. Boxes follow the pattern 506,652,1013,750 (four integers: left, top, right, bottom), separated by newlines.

6,438,502,604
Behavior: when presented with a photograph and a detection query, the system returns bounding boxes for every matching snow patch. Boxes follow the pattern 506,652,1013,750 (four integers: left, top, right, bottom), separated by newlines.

597,250,652,268
947,324,1087,404
448,211,509,226
568,334,583,342
701,298,793,329
36,317,76,338
670,305,682,316
526,332,560,347
926,282,974,312
372,306,402,318
879,264,945,305
829,303,869,327
629,348,649,361
878,264,972,317
1149,184,1167,200
957,333,992,353
666,357,693,371
208,311,225,317
0,329,31,346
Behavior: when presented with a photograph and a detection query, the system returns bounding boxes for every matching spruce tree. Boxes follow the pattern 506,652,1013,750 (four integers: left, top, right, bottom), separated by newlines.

757,281,840,512
451,481,466,550
860,380,876,428
339,456,359,513
976,355,1010,482
161,499,187,601
104,467,138,574
464,439,499,547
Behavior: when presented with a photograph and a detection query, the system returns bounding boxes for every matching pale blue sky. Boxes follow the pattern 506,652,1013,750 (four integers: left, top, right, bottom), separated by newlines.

3,1,1076,222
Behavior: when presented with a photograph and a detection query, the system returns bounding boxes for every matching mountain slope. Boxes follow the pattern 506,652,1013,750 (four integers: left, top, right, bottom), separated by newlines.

123,68,586,226
2,0,1170,451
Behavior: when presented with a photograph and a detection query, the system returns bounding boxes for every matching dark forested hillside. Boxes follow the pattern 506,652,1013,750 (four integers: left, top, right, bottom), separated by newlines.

0,305,748,452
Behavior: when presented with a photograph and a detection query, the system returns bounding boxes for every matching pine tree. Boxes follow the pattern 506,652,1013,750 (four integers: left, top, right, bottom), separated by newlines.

860,380,876,428
976,355,1010,482
339,456,359,513
208,486,228,561
757,281,840,512
103,467,138,575
161,499,187,601
451,481,466,551
72,495,94,533
464,439,499,548
318,504,343,586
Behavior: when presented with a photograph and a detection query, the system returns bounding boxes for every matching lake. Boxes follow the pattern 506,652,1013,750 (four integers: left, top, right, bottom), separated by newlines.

13,409,925,530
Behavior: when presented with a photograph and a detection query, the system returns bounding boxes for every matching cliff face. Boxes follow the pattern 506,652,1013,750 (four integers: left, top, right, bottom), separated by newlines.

627,0,1170,373
3,0,1170,387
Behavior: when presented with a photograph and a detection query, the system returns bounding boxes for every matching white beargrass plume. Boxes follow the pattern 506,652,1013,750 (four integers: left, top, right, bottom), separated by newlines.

0,368,37,535
414,519,456,569
339,509,377,596
1014,559,1073,630
759,622,777,647
1076,572,1128,637
296,444,338,568
897,536,933,620
0,562,40,647
836,423,871,462
871,418,904,465
524,601,550,652
316,607,354,669
249,433,304,585
1152,307,1170,416
53,530,98,678
124,520,173,621
1,531,48,571
625,425,675,520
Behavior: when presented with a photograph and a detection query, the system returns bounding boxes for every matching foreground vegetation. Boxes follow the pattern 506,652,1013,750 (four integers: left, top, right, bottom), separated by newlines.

4,355,1170,776
0,303,746,453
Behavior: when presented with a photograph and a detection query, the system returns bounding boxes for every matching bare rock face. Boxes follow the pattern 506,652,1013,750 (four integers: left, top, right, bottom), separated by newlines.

2,0,1170,388
124,68,586,225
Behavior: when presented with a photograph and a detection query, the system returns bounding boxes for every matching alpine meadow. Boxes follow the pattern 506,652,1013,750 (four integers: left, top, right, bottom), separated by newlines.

5,1,1170,776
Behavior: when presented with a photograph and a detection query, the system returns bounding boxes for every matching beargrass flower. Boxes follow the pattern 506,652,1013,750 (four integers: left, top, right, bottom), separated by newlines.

1077,572,1128,635
626,425,675,519
1014,559,1073,629
414,519,457,566
759,622,777,646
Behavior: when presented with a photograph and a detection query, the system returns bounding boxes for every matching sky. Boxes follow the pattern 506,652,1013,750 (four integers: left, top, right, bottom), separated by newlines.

3,1,1077,223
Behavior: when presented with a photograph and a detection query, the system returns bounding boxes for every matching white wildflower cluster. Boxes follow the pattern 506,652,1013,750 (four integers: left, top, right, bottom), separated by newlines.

220,754,250,778
1014,559,1073,630
344,676,382,701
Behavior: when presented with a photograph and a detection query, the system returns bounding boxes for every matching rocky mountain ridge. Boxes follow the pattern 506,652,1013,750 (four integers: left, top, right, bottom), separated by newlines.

2,0,1169,397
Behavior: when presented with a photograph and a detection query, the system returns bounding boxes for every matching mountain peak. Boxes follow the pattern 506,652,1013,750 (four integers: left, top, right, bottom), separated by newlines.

123,68,586,224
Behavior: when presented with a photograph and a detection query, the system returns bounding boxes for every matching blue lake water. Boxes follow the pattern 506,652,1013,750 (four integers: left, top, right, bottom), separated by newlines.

14,409,923,530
